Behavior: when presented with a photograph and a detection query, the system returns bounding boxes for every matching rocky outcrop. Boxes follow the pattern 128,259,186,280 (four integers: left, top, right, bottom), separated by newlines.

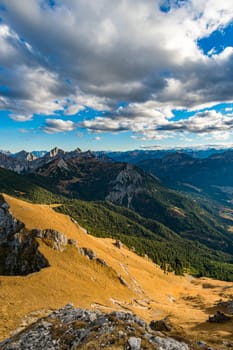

208,311,230,323
79,247,97,260
0,199,23,241
0,198,49,275
79,247,108,267
0,195,111,276
150,317,172,332
0,304,190,350
114,239,122,249
31,229,70,252
0,228,49,275
217,299,233,314
0,197,77,275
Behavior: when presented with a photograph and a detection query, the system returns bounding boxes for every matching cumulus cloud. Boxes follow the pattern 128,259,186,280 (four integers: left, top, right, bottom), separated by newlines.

157,111,233,133
42,119,76,133
80,108,233,140
9,114,33,122
1,0,233,140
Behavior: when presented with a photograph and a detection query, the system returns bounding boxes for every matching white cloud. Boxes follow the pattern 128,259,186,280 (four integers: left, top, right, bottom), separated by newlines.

1,0,233,139
94,136,102,141
80,107,233,140
9,114,33,122
42,119,76,134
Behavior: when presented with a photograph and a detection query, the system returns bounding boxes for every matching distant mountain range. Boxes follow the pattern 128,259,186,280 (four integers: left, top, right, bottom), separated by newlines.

137,150,233,205
0,147,85,173
2,144,233,165
97,145,233,163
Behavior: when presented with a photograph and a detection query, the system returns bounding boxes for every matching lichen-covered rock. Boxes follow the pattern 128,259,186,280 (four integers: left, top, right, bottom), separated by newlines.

0,305,190,350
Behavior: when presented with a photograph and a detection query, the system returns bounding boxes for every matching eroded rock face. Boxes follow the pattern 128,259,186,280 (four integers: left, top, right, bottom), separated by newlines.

0,198,23,241
0,229,49,275
0,197,49,275
0,305,190,350
106,164,144,208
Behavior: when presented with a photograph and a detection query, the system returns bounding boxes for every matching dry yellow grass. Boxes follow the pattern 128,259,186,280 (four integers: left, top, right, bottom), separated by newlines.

1,193,233,347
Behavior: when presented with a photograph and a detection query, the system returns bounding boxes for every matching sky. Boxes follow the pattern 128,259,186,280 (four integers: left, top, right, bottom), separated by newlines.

1,0,233,152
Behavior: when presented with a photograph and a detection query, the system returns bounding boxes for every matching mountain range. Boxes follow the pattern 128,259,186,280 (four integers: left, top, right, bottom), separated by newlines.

137,150,233,205
96,146,233,164
1,147,233,281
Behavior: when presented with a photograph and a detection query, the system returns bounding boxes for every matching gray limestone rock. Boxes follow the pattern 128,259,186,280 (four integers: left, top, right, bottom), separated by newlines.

79,247,97,259
128,336,141,350
0,305,190,350
154,336,190,350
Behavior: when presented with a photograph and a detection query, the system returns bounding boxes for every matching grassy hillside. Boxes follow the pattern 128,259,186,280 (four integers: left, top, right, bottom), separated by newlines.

2,194,233,349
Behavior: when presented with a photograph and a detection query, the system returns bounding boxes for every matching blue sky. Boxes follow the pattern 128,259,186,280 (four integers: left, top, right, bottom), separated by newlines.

0,0,233,152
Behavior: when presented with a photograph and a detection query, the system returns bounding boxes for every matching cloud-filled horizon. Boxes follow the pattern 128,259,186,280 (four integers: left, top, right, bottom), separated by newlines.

0,0,233,150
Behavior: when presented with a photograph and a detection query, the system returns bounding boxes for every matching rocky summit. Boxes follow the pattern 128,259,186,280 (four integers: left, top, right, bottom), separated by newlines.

0,304,190,350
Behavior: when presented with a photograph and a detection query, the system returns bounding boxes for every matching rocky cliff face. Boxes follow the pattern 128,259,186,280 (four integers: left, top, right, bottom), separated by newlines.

106,164,144,207
0,198,49,275
0,198,23,240
0,197,50,275
0,304,190,350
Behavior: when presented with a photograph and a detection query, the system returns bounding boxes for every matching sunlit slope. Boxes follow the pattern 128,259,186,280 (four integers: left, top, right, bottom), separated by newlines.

1,194,233,347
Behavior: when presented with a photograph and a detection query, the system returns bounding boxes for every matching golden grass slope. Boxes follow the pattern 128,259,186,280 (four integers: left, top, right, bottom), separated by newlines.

1,193,233,347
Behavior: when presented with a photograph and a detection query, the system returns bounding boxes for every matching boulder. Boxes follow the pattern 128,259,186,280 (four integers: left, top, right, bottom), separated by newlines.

79,247,97,260
150,317,172,332
114,240,122,249
208,311,230,323
128,336,141,350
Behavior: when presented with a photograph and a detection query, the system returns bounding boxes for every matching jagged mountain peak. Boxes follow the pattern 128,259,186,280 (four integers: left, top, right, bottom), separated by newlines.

46,146,65,159
14,150,37,162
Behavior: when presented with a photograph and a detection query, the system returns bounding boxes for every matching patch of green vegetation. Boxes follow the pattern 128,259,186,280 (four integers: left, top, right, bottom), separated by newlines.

0,168,61,204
